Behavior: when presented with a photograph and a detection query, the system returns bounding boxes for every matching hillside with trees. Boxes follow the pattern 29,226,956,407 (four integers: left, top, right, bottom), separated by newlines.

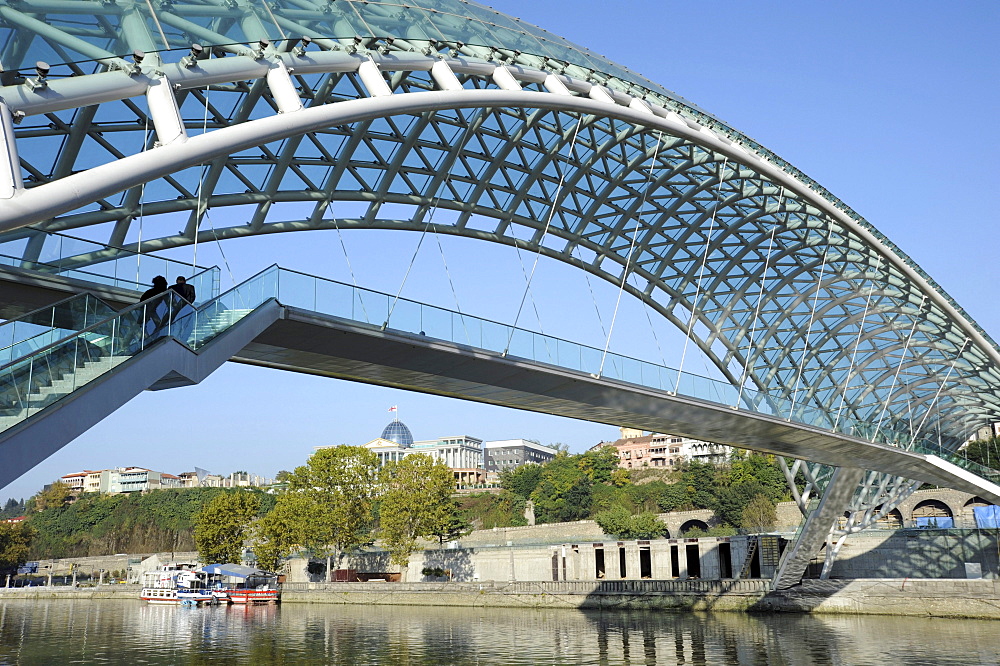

459,447,792,539
23,486,275,559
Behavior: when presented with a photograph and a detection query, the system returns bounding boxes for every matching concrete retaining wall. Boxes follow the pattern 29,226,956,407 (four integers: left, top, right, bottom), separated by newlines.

6,579,1000,619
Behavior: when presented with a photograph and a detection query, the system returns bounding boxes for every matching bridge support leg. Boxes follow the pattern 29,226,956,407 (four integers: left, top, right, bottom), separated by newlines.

772,466,864,590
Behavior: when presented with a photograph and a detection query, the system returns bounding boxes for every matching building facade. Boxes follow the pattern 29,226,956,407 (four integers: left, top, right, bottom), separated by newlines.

323,418,489,486
596,429,732,470
483,439,558,479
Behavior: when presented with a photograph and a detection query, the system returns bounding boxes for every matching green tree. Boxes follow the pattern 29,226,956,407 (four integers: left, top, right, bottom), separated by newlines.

964,437,1000,468
0,521,34,576
253,492,314,571
259,446,383,575
578,446,619,484
531,455,593,523
378,454,455,572
740,494,777,534
194,490,262,564
500,464,543,498
593,505,668,540
679,461,718,509
429,498,472,545
31,482,72,512
714,480,769,528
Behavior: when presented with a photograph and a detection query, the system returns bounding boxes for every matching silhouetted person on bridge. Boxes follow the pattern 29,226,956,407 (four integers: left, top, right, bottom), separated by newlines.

140,275,168,303
169,275,197,342
138,275,170,343
170,276,196,304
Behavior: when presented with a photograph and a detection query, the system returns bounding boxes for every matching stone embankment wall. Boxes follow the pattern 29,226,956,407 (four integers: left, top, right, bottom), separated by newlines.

7,579,1000,619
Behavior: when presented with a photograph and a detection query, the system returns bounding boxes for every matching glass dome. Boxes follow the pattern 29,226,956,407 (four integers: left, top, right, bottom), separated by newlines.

380,419,414,448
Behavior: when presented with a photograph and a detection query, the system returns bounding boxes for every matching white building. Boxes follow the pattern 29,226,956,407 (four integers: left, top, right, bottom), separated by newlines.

320,418,488,485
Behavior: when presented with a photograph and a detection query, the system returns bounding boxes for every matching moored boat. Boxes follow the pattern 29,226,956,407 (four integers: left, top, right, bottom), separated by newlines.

140,564,216,606
200,564,282,605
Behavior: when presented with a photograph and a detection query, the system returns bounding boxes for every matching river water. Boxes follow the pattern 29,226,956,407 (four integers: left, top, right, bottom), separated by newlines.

1,599,998,665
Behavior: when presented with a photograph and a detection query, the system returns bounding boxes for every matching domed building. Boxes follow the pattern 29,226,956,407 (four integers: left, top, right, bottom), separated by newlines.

380,419,414,448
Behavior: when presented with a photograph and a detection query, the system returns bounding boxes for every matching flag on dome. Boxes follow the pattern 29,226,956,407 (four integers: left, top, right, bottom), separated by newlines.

388,405,397,413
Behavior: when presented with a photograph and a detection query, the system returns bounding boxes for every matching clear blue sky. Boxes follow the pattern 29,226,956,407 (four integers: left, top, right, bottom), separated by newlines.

3,1,998,501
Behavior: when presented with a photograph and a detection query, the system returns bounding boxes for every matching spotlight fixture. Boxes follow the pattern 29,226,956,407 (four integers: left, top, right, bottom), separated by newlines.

27,60,50,91
293,36,312,57
181,43,203,68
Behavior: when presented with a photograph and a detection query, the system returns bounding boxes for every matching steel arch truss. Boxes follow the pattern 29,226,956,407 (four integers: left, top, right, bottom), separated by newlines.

2,19,999,536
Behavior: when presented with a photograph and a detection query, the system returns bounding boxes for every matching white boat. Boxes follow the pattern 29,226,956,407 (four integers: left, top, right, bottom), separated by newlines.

140,565,216,606
200,564,282,605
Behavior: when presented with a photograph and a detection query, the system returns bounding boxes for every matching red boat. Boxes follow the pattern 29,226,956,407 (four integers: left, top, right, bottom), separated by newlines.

200,564,281,605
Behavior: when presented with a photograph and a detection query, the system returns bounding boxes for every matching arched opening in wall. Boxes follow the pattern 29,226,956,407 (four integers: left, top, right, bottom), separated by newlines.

679,519,709,536
912,500,954,528
965,497,990,509
874,508,903,530
964,496,1000,529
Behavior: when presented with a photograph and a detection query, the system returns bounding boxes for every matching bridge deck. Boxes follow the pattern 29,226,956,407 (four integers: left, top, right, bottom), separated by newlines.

234,306,1000,504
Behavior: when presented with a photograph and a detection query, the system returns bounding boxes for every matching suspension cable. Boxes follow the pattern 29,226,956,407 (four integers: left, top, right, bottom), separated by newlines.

433,229,472,344
504,115,584,355
908,338,970,450
788,223,836,419
832,255,884,432
675,156,729,393
384,115,478,329
871,295,926,443
512,237,549,336
596,130,664,377
329,212,371,323
571,244,609,341
632,271,668,368
192,82,212,271
736,187,782,409
135,112,150,289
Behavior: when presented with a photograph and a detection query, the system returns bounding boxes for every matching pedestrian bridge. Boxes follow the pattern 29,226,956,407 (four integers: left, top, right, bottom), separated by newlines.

2,0,999,588
3,263,998,509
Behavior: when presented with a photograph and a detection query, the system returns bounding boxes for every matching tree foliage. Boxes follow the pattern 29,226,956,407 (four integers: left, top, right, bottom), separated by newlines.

254,446,383,570
377,454,455,568
964,437,1000,469
194,490,263,564
593,505,668,539
23,488,274,559
531,454,593,523
740,494,777,534
0,521,34,576
0,498,26,520
31,482,72,512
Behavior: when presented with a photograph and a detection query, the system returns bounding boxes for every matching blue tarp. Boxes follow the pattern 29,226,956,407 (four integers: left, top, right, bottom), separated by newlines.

974,505,1000,529
914,516,954,528
16,561,38,574
200,564,268,579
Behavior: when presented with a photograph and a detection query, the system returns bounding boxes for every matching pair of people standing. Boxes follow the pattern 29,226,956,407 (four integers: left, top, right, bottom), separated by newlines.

138,276,197,342
140,275,195,304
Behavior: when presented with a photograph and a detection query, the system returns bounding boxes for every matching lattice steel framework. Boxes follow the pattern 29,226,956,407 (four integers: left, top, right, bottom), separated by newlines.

2,0,999,546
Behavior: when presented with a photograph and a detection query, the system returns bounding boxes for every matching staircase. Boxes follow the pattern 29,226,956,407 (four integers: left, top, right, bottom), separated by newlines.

0,266,282,489
738,536,759,579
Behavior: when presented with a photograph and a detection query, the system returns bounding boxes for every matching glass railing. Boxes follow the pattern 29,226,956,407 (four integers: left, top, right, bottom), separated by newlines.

0,264,222,372
0,293,117,367
0,229,221,303
909,441,1000,484
0,266,278,433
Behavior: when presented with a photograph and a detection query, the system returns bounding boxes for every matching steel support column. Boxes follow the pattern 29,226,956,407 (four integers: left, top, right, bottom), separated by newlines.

772,466,866,589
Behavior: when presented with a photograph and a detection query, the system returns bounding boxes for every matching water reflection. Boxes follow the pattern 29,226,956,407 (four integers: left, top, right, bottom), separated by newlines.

1,599,998,665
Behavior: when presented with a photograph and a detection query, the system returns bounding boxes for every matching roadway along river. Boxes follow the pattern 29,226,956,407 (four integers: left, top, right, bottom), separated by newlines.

1,599,998,664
